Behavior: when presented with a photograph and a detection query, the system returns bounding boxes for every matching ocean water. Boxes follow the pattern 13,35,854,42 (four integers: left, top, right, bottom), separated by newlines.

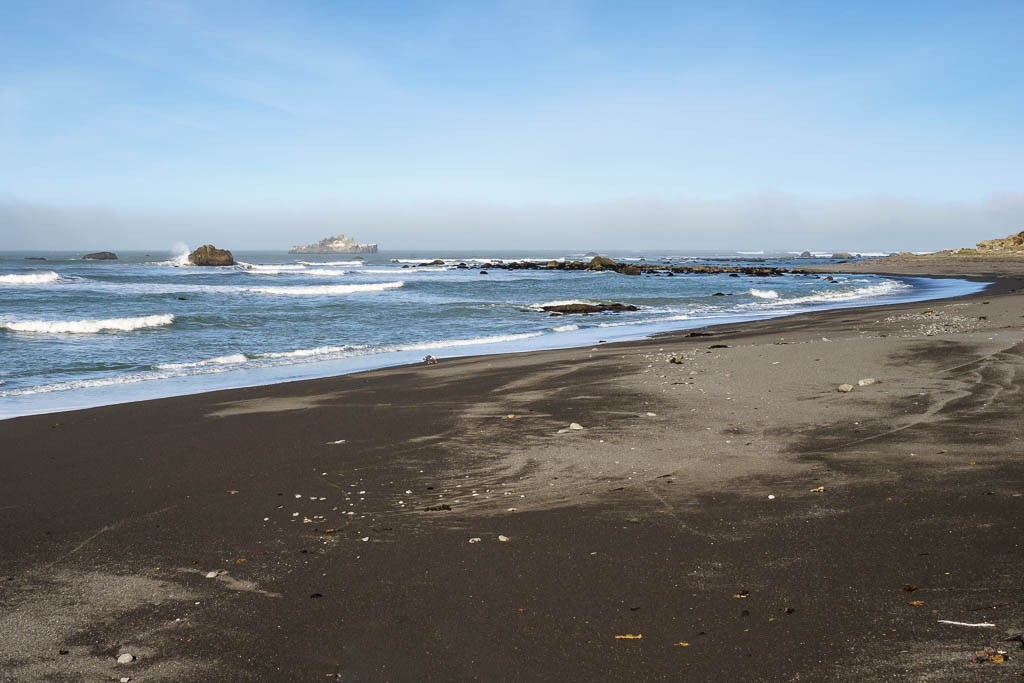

0,249,986,419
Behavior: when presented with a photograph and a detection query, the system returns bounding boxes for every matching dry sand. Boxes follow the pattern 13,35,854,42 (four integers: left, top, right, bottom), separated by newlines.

1,259,1022,681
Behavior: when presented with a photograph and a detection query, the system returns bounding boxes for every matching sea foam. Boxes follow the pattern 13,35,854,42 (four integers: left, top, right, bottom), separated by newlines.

0,271,60,285
1,314,175,334
749,289,780,299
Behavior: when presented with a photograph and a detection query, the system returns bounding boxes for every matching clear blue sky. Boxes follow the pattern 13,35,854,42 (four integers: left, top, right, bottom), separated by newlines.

1,1,1022,249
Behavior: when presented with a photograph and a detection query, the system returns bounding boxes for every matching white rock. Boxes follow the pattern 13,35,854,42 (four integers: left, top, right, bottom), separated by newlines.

645,412,657,417
568,423,584,430
360,537,369,542
767,494,776,500
116,653,134,664
121,677,131,682
857,378,876,386
498,535,510,542
468,537,482,544
204,571,218,579
838,384,854,393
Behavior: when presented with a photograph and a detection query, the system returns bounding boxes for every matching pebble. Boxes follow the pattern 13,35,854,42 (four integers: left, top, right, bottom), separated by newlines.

767,494,776,500
645,412,657,417
116,653,134,664
857,378,877,386
837,384,854,393
204,571,218,579
468,537,482,544
121,678,131,682
498,535,510,542
569,423,584,430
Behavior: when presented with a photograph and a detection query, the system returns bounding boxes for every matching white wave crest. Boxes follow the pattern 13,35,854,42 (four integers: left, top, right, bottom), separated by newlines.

552,324,579,333
395,332,544,352
1,314,175,334
154,353,248,371
768,280,911,306
749,289,780,299
297,260,364,266
246,282,404,296
0,271,60,285
255,344,364,360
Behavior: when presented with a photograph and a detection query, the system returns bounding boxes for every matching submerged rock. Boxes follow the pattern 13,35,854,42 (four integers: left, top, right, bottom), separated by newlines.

188,244,235,266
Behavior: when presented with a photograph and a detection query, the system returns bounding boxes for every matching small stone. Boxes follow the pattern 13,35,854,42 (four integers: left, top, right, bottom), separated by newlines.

204,571,218,579
468,537,482,544
121,677,131,682
857,378,876,386
498,535,510,542
838,384,854,393
645,412,657,417
116,653,134,664
568,422,584,430
767,494,776,500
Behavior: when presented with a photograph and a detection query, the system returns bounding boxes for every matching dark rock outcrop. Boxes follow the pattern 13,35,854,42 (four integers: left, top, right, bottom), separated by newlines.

587,256,618,270
83,251,118,260
188,245,235,266
540,302,638,315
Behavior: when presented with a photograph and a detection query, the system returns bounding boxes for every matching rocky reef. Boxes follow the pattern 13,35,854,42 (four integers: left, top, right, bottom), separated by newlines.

188,244,235,266
83,251,118,260
289,234,378,254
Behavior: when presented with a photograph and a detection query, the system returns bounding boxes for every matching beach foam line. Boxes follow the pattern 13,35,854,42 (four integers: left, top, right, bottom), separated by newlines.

746,280,912,308
154,353,249,371
246,281,404,296
0,314,175,334
255,344,365,360
0,271,61,285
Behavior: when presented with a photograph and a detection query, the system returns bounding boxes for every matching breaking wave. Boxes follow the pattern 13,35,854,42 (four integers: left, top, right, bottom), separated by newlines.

154,353,248,371
245,282,404,296
749,289,780,299
1,314,175,334
0,271,61,285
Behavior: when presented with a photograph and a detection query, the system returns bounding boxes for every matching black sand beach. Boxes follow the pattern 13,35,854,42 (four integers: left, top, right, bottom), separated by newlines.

2,260,1023,681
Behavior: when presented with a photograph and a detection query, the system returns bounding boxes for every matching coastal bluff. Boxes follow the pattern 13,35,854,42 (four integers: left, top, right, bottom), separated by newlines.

289,234,378,254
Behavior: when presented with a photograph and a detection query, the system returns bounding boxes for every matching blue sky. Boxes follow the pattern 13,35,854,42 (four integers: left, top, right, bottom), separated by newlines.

1,0,1022,249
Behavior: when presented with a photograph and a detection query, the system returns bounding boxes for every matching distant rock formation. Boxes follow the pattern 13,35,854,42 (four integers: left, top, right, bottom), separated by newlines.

976,230,1024,253
188,244,235,266
799,251,812,258
83,251,118,260
289,234,378,254
831,252,855,259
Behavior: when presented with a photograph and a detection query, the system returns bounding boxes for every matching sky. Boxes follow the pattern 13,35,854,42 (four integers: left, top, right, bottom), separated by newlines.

1,0,1022,251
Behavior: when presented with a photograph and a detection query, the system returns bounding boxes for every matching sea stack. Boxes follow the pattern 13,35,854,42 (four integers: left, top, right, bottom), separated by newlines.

188,244,235,266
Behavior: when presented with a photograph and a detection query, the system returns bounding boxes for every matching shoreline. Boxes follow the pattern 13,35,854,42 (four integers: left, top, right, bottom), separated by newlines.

2,260,1023,680
0,272,988,421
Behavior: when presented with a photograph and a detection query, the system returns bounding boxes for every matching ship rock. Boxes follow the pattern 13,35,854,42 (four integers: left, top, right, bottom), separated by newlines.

289,234,378,254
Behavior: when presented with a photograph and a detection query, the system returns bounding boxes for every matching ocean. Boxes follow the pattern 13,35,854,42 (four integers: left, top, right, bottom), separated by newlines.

0,248,986,419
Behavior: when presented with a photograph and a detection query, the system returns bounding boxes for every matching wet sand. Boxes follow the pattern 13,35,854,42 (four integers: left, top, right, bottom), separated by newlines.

1,260,1023,681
